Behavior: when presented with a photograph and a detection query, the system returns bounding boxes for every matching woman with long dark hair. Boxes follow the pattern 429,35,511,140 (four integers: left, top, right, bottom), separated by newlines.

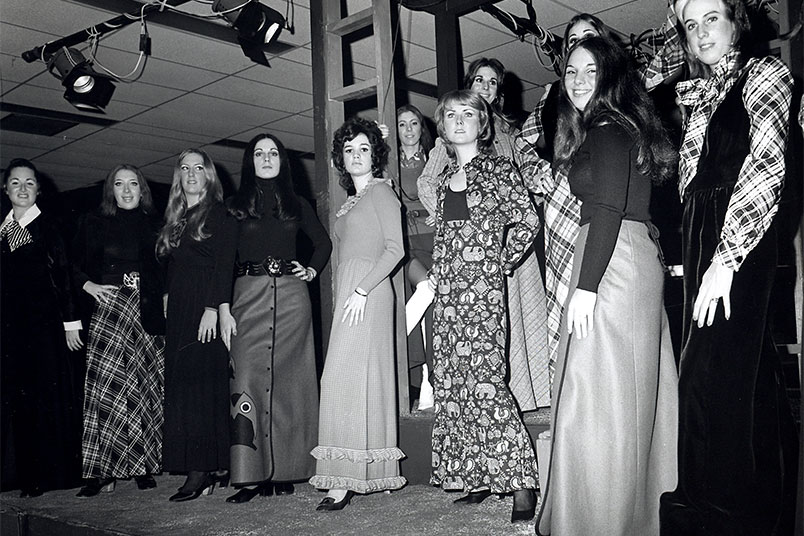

660,0,799,533
220,133,331,503
1,158,82,497
157,149,235,502
516,11,685,394
73,164,165,497
428,89,539,523
535,36,679,535
309,117,405,510
419,57,551,413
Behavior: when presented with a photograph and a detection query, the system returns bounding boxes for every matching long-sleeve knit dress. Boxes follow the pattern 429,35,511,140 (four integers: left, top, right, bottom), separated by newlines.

310,179,407,493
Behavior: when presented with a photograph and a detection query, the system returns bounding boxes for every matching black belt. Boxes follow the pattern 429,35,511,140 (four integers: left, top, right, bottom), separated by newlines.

102,271,140,289
235,257,295,278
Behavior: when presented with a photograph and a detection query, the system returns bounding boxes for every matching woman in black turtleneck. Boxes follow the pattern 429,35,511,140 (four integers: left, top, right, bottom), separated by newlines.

220,133,332,503
72,164,165,497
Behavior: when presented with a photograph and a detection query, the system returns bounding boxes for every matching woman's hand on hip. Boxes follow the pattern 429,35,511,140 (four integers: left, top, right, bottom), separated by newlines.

693,260,734,328
291,261,316,282
567,288,597,340
83,281,117,304
198,308,218,343
342,290,367,326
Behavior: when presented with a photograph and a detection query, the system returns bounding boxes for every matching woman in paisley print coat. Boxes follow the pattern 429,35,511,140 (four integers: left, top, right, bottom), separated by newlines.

427,89,540,523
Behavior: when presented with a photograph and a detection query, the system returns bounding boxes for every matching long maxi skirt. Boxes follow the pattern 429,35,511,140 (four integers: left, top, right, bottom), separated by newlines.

310,258,406,493
82,285,164,479
229,274,318,485
660,181,799,536
537,221,678,536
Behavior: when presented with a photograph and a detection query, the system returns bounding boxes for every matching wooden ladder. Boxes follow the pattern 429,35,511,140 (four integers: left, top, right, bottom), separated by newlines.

311,1,410,415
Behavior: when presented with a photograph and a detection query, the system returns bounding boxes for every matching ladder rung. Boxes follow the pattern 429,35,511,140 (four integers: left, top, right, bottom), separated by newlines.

330,78,378,102
327,7,373,37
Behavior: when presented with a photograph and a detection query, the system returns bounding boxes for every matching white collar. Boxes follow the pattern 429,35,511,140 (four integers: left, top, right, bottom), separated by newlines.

2,203,41,230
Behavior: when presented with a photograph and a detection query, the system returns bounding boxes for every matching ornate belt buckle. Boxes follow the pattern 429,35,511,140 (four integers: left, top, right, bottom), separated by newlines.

123,271,140,289
265,257,283,277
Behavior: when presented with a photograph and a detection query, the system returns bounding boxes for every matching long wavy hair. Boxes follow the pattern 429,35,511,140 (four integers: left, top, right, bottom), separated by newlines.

554,36,677,184
676,0,751,79
100,164,155,216
227,133,300,222
463,57,514,133
434,89,494,159
396,104,434,157
156,149,223,258
331,117,389,193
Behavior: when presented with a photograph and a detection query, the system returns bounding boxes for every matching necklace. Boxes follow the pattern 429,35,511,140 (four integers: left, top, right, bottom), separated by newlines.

336,177,391,217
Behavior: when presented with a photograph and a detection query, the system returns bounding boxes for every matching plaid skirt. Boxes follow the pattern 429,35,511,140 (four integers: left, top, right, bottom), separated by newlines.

82,285,165,478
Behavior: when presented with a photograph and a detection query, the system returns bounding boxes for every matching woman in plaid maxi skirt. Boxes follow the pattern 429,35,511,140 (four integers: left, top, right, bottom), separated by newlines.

72,165,165,497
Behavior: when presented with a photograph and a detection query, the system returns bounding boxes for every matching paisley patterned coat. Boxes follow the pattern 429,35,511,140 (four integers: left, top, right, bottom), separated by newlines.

429,153,540,493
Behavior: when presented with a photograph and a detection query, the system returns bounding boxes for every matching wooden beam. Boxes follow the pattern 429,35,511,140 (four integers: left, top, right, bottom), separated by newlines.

310,0,334,353
434,8,462,95
406,0,502,16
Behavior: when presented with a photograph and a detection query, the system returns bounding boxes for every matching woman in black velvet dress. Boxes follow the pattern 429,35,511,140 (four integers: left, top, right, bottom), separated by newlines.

0,158,82,497
72,164,165,497
157,149,236,501
660,0,799,534
220,133,331,503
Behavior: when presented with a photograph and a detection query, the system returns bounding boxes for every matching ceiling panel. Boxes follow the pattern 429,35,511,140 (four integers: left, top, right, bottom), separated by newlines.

111,121,214,145
399,8,435,51
460,17,516,57
264,113,314,137
236,57,313,88
196,76,311,114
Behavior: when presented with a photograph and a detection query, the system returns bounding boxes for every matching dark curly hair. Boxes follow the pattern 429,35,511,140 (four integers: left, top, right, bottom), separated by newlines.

554,36,677,184
227,133,301,222
331,117,389,193
3,158,39,187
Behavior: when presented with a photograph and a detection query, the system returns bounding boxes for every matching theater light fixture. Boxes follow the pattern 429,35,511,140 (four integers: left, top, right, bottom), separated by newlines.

47,48,116,113
213,0,285,66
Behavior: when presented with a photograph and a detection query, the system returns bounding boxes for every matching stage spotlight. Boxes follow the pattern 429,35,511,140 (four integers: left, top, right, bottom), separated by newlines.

213,0,285,66
47,48,116,113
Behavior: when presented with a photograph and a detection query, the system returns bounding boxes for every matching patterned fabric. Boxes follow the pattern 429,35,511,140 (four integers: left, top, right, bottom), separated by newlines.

429,154,539,493
676,52,793,270
0,219,33,252
639,3,685,91
420,121,552,410
82,285,165,478
517,117,581,383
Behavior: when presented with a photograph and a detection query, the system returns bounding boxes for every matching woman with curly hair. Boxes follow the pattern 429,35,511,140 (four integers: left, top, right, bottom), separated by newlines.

309,117,405,511
221,133,331,502
157,149,235,502
535,36,679,535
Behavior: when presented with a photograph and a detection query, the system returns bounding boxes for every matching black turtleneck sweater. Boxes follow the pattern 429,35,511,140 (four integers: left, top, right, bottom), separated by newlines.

233,180,332,274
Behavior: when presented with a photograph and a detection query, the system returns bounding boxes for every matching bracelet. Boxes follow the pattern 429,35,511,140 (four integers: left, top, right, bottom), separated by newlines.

354,287,368,297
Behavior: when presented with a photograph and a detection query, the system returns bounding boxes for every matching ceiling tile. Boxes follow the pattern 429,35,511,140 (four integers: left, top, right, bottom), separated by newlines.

263,113,314,137
196,76,312,114
1,83,151,121
236,57,313,88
